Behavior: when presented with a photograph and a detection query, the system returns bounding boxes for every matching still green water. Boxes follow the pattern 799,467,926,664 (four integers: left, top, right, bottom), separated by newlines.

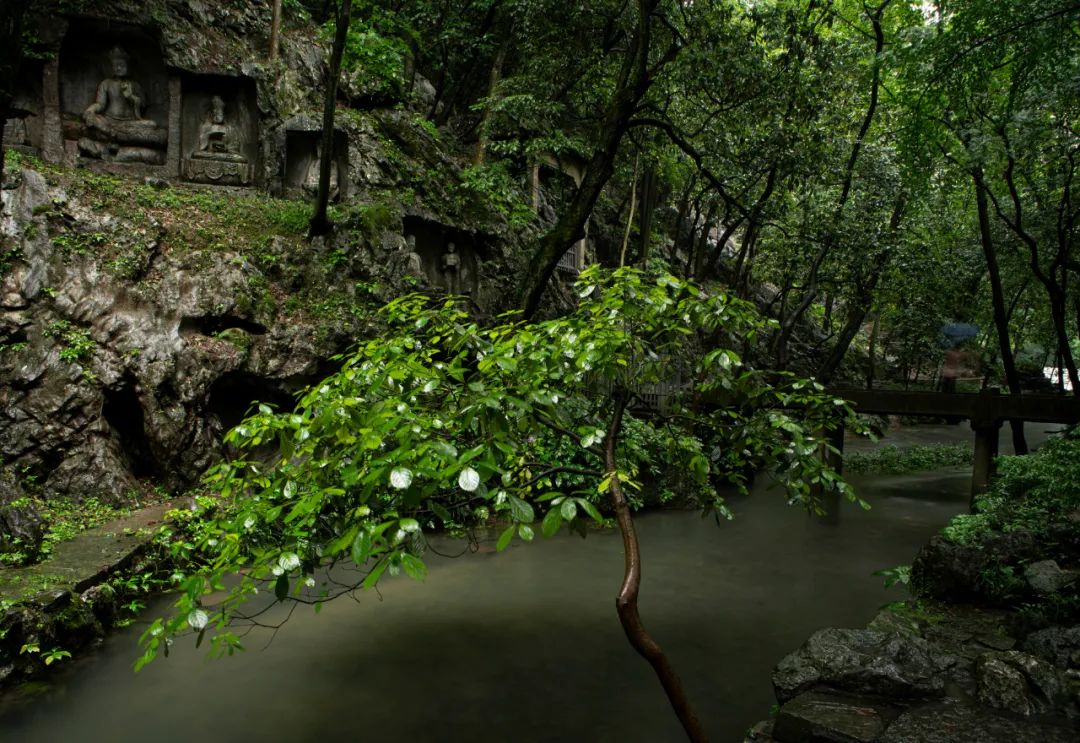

0,465,973,742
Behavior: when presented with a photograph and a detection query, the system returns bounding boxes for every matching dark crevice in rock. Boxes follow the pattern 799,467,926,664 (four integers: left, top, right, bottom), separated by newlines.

102,378,158,479
207,371,298,433
1,326,28,345
178,314,267,337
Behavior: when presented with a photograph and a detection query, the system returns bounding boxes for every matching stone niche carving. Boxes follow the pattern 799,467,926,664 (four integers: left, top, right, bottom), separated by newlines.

400,216,484,295
60,24,169,166
2,61,44,153
284,130,349,199
181,75,258,186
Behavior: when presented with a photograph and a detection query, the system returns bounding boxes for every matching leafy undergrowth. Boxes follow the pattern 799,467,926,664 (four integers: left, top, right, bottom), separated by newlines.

929,428,1080,625
0,496,130,567
0,475,176,569
944,431,1080,546
845,443,972,474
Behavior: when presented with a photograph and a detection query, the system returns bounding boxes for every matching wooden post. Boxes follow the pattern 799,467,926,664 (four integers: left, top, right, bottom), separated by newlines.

827,424,845,475
813,423,845,523
970,419,1000,507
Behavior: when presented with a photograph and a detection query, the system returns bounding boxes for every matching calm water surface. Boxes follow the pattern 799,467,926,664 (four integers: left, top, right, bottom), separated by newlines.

0,441,985,742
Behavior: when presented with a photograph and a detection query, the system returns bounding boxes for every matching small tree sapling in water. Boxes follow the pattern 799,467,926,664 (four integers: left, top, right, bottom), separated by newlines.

139,267,860,741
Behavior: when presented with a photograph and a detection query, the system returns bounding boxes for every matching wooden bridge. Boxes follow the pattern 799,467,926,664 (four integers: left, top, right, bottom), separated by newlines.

829,388,1080,500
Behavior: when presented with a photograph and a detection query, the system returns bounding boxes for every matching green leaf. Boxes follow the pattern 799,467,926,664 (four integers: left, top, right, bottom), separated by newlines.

518,523,534,542
362,558,390,590
495,524,515,551
507,494,534,523
351,530,373,565
274,574,289,602
560,499,578,521
576,498,604,523
541,507,562,537
430,502,452,523
400,553,428,581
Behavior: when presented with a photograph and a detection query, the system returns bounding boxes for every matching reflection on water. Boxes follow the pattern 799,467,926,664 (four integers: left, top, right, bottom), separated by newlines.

0,469,972,742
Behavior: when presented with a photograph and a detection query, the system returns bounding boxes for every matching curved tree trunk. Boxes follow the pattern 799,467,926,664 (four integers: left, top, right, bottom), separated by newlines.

605,392,708,742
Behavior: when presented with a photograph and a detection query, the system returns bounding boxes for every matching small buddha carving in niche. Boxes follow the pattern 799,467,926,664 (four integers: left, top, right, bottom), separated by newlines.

185,95,252,186
403,234,425,282
442,242,461,294
78,46,167,165
302,140,339,200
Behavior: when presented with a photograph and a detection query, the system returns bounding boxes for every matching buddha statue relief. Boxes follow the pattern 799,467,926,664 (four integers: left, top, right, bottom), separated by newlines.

302,140,339,200
78,46,167,165
184,95,252,186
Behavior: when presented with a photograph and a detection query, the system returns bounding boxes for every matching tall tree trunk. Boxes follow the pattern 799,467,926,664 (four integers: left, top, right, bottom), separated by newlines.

692,201,718,280
637,166,658,265
270,0,283,62
475,26,510,165
773,1,891,366
0,113,6,189
988,155,1080,394
605,393,707,742
815,195,905,384
620,155,640,267
866,312,879,389
308,0,352,239
519,0,673,318
973,171,1028,454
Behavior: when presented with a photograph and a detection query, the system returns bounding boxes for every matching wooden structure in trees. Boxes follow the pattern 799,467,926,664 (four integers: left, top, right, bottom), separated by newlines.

831,388,1080,501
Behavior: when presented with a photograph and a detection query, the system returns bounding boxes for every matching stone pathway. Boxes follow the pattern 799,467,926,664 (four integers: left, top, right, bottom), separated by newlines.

0,500,179,603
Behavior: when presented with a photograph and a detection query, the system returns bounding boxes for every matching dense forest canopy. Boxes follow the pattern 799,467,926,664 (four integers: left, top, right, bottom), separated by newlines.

267,0,1080,389
1,0,1078,739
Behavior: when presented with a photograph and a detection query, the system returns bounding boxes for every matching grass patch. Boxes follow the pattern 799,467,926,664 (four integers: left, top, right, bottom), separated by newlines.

845,443,972,474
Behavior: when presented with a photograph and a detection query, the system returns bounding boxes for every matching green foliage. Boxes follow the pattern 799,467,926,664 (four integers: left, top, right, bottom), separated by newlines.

329,0,411,100
845,444,973,475
456,162,535,229
137,267,860,668
873,564,911,590
0,494,131,567
942,430,1080,547
42,320,96,364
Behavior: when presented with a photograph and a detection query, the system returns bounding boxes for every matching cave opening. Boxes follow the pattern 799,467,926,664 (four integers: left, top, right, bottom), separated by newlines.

207,372,300,434
102,379,159,479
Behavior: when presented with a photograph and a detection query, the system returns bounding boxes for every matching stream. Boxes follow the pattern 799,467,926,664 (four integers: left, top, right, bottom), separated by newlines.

0,425,1063,742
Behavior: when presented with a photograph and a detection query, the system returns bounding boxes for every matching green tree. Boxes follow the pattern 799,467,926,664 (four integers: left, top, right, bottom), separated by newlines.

139,267,858,741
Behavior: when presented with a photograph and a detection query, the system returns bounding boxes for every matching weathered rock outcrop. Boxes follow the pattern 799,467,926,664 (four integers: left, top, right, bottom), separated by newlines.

750,603,1080,743
0,157,520,520
772,628,946,703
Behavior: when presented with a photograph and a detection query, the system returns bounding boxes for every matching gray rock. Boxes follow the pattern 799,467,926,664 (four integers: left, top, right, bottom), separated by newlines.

1024,626,1080,670
1024,560,1077,597
0,468,43,555
912,532,1042,603
910,536,989,601
773,628,946,703
772,691,899,743
975,650,1068,716
881,700,1078,743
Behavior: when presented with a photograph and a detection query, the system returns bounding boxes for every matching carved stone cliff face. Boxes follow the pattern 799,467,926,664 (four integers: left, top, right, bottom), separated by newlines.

0,169,362,508
0,1,530,518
